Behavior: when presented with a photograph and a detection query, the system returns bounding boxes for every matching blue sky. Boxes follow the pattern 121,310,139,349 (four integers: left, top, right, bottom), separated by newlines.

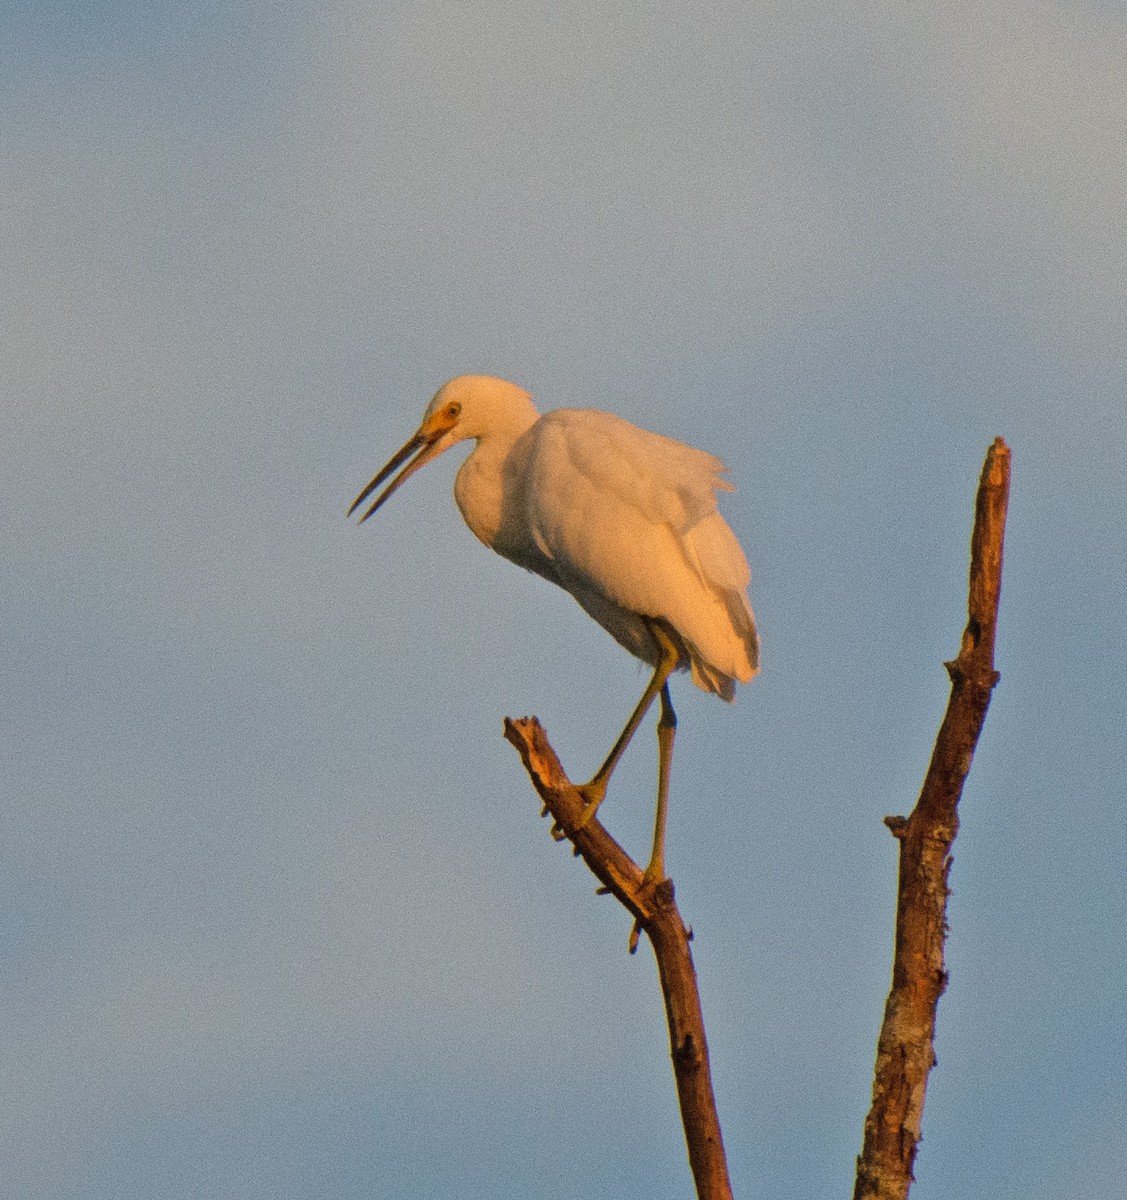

4,2,1126,1198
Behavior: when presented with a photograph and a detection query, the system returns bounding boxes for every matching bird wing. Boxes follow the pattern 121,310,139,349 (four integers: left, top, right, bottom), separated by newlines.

529,408,731,533
518,409,757,692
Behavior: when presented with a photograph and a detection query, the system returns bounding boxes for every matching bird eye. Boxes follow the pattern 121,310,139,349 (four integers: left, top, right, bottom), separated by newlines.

447,402,462,418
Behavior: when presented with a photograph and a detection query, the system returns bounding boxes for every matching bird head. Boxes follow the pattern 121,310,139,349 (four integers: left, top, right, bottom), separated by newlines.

348,375,536,523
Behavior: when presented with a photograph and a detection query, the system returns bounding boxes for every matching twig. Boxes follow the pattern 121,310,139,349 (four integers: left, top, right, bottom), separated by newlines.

503,716,734,1200
853,437,1011,1200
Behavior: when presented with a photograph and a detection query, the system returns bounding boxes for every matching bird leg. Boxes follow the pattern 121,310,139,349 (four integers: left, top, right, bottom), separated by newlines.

644,682,677,884
574,623,681,830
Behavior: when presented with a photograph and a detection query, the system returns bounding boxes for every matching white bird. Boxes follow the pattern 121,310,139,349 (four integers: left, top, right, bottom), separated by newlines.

350,375,759,882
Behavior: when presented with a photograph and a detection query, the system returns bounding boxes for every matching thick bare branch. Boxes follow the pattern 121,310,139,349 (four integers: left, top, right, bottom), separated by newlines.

503,716,734,1200
854,438,1011,1200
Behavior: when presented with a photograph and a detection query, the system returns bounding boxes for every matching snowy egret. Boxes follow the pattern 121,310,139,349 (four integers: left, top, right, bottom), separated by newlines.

350,375,759,881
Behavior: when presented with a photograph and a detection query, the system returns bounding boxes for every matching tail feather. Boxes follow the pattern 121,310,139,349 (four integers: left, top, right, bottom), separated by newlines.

680,513,760,695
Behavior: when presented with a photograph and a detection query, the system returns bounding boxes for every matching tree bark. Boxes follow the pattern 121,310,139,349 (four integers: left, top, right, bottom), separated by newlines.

853,437,1011,1200
504,716,734,1200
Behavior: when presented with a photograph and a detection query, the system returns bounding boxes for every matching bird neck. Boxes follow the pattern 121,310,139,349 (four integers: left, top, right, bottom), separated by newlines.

452,407,537,553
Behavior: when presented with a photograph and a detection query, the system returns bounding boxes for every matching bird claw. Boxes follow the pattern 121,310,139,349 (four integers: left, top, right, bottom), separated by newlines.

573,781,607,832
548,782,603,846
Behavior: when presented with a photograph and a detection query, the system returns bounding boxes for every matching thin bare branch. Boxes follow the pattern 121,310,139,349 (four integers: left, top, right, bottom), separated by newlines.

854,437,1011,1200
503,716,734,1200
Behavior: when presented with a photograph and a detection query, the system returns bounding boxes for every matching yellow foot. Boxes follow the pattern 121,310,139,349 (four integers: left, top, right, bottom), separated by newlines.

572,779,607,832
550,779,606,842
641,861,668,887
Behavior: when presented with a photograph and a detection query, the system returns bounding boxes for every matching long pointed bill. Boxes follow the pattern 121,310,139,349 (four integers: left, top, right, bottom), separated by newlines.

348,430,451,523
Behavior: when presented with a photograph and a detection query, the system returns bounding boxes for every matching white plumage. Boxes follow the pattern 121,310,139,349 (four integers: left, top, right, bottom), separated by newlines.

350,374,759,880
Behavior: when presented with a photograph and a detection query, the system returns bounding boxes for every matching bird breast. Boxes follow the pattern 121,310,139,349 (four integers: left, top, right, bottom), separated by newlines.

453,431,554,578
